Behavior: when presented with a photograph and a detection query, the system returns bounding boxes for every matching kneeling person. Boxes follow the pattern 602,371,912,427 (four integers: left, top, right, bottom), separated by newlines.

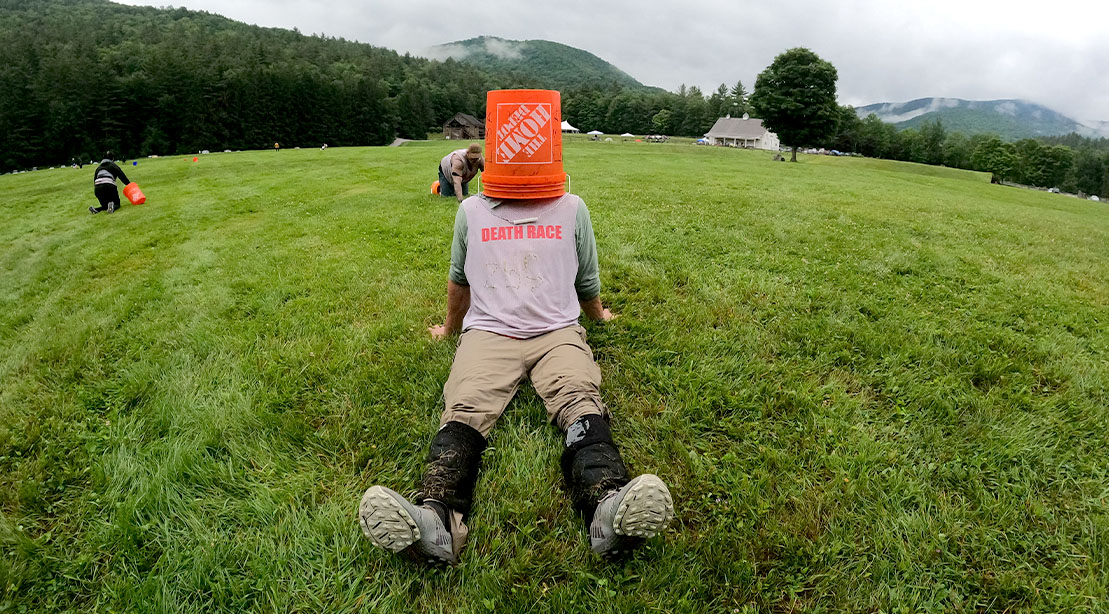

89,156,130,214
438,143,483,203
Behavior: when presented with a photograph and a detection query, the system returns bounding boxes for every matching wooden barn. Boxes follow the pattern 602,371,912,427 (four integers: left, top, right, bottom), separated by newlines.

443,113,485,140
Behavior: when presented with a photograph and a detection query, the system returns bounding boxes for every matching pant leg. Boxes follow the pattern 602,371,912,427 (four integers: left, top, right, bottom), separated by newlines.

442,329,528,438
94,184,119,212
438,168,455,198
526,325,607,431
527,326,626,521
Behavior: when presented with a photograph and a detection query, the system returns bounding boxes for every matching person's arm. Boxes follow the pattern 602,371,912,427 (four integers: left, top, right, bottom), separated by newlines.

430,206,471,338
580,295,614,322
108,161,130,185
430,281,472,339
574,200,615,321
450,157,466,203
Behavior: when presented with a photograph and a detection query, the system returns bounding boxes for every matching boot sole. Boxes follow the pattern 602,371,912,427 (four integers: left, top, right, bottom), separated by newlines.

612,474,674,539
358,486,421,553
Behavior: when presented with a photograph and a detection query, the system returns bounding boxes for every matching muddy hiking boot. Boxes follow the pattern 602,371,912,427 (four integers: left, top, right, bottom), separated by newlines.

561,414,676,557
359,421,486,566
589,474,674,557
358,487,466,565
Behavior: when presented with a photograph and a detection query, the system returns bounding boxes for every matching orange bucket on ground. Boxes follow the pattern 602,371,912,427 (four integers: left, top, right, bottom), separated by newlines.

482,89,565,199
431,180,440,195
123,182,146,205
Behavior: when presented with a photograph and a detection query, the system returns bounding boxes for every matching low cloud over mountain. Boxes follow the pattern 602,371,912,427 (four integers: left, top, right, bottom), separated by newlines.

857,98,1109,140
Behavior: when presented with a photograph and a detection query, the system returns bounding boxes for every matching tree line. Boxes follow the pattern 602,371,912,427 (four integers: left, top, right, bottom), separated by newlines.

0,0,508,172
562,77,1108,197
562,82,750,138
1,1,762,172
3,0,1107,198
828,112,1109,197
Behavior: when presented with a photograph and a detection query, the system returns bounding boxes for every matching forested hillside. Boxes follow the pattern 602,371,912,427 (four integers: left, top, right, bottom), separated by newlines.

0,0,512,171
0,0,759,172
430,36,655,92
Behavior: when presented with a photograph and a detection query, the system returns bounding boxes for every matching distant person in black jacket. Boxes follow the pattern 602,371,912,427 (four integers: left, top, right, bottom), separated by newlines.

90,157,130,214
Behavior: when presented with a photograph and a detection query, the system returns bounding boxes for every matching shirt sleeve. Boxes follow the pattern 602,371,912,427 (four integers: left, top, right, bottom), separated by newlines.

450,155,465,177
450,156,466,195
109,161,130,185
574,199,600,300
449,204,469,286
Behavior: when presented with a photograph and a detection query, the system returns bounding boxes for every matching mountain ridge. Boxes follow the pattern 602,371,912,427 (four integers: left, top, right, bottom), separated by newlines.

425,36,660,92
857,98,1109,140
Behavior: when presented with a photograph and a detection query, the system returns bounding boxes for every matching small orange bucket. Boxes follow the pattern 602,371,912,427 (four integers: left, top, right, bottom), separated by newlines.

483,89,565,199
431,180,440,195
123,182,146,205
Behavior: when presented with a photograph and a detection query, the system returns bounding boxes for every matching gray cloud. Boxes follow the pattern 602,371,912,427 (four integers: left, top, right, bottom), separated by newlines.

481,38,525,60
115,0,1109,121
425,37,526,61
422,43,470,62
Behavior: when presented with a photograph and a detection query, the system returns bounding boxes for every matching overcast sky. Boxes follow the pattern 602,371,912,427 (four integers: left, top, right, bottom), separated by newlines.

117,0,1109,121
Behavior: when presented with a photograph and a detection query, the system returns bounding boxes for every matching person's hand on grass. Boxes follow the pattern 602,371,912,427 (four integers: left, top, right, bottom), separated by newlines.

429,324,448,339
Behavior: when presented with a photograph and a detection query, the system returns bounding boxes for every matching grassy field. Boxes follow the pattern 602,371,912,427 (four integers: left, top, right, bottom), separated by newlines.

1,141,1107,613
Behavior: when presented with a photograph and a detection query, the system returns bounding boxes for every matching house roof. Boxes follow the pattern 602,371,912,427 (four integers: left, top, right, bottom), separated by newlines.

446,113,484,128
704,117,771,139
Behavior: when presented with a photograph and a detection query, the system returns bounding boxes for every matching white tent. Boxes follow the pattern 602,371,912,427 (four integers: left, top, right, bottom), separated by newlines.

586,130,603,135
620,133,634,137
561,121,579,133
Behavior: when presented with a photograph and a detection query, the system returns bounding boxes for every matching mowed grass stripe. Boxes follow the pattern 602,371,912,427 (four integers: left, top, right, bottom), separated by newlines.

1,142,1106,612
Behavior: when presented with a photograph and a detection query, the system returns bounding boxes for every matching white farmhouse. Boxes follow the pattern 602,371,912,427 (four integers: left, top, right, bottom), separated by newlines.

704,114,780,150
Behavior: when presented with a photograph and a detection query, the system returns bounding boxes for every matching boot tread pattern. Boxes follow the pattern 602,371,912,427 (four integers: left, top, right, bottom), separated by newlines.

613,475,674,539
359,486,421,553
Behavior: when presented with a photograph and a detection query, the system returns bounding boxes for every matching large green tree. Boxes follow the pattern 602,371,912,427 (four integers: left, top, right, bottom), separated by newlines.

971,136,1017,183
749,48,839,161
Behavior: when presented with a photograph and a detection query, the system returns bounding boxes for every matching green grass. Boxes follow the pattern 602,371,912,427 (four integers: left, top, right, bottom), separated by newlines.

1,141,1107,613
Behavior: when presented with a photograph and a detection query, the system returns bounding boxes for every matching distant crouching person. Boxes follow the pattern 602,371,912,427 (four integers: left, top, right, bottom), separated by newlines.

89,157,130,214
438,143,484,203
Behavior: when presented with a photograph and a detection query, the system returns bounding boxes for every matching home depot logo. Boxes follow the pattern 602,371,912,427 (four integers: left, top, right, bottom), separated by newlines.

494,103,553,164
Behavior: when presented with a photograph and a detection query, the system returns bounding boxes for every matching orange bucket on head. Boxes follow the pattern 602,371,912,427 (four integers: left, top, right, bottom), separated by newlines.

483,89,565,199
123,182,146,205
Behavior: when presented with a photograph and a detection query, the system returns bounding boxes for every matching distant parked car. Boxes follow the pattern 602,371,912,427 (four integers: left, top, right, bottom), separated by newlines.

1048,187,1060,193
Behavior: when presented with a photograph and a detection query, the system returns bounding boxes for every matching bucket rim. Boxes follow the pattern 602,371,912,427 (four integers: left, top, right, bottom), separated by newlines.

488,88,562,95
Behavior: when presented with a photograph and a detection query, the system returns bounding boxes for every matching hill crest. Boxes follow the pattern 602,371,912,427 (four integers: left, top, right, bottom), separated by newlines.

424,36,656,92
857,98,1109,139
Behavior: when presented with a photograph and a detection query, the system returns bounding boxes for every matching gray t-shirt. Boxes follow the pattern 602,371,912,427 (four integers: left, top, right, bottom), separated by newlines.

449,194,600,338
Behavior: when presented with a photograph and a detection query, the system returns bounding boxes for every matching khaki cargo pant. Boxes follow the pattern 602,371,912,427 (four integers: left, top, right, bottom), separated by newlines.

442,325,608,438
